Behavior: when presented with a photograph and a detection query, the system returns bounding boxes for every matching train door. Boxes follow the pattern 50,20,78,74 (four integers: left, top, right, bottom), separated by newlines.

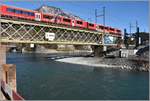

35,13,41,21
72,20,75,27
55,16,62,24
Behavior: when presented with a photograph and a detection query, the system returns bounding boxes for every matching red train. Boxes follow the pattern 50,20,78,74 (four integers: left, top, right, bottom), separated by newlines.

0,5,122,36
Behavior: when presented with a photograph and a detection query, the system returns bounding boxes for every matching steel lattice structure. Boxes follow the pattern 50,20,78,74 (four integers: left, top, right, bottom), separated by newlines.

0,19,103,45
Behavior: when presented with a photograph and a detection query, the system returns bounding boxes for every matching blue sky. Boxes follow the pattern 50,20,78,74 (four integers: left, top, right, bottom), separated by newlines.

1,1,149,33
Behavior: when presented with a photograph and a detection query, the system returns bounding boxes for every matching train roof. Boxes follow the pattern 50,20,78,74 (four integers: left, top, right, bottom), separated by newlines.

1,4,38,12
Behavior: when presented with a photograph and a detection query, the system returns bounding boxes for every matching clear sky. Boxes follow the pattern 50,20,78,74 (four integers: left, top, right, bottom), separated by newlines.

1,0,149,33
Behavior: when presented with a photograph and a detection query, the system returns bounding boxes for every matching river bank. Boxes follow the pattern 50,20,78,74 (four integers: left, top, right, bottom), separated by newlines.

56,56,149,72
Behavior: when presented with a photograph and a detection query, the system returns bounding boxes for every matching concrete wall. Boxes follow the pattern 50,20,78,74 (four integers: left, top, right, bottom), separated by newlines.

91,45,104,57
120,49,138,58
2,64,17,92
0,44,6,99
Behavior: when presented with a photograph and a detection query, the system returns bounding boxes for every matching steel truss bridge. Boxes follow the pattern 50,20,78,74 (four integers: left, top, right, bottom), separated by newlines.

0,18,121,100
0,18,105,45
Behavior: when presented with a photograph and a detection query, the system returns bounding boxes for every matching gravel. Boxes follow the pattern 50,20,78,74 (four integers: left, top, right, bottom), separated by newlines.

56,57,149,72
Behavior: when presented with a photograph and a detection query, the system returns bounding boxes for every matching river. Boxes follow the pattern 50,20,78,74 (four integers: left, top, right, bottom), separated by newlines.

7,53,149,100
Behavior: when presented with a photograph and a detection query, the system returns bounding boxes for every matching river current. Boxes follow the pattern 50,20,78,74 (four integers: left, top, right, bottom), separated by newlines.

7,53,149,100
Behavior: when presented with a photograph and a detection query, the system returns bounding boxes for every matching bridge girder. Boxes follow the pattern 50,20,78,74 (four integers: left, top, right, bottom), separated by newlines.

0,19,103,45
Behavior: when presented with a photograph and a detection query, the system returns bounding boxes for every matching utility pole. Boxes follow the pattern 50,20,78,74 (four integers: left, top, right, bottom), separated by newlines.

95,7,105,37
94,7,106,56
129,21,140,49
129,23,135,35
136,20,138,29
124,28,128,49
95,6,105,26
129,23,132,35
135,27,140,48
95,9,97,24
103,7,105,30
129,21,138,35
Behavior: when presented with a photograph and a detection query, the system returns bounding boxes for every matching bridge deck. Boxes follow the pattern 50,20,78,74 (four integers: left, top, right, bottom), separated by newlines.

0,18,104,45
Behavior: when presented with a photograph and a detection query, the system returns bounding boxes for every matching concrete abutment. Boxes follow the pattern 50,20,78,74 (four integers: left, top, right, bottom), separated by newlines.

91,45,104,57
0,44,17,99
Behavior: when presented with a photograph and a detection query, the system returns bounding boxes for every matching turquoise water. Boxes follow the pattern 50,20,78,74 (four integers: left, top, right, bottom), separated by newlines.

7,53,149,100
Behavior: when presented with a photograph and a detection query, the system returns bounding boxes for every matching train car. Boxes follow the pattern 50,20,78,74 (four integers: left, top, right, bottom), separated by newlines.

103,26,110,33
74,20,87,28
61,17,73,26
116,29,122,35
1,5,122,33
109,27,116,34
41,13,55,23
53,15,62,24
113,28,122,36
0,5,38,21
113,28,118,35
96,24,105,32
87,22,96,30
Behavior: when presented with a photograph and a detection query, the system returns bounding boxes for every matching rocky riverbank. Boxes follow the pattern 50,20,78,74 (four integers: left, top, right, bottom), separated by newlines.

56,56,149,72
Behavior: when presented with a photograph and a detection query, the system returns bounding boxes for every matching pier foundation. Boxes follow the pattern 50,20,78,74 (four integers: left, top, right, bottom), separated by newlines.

92,45,104,57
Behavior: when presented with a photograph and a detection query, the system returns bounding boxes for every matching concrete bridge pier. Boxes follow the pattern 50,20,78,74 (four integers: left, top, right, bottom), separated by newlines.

0,44,6,65
91,45,104,57
0,44,6,99
2,64,17,92
0,44,17,100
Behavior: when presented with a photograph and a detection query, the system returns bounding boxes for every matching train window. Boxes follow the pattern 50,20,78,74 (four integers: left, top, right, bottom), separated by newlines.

99,26,104,29
55,17,61,22
77,21,83,25
110,28,114,30
117,30,121,32
63,18,71,22
22,11,28,15
26,12,30,16
43,15,53,19
30,12,34,16
104,27,109,30
15,10,22,14
7,8,15,13
89,23,94,27
22,11,26,15
22,11,34,16
28,12,34,16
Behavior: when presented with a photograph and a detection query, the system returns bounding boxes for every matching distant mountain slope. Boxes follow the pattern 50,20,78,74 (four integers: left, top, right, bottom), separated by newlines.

36,5,83,20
